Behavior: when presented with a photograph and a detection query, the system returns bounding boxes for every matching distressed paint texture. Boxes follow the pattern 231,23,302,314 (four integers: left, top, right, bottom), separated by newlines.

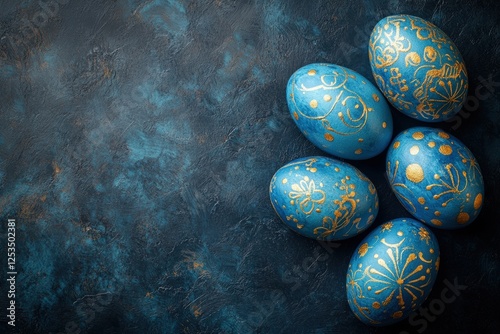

0,0,499,333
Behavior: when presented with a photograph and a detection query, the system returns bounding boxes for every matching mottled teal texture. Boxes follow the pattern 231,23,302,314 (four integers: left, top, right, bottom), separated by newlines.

0,1,499,333
287,63,393,160
269,156,378,241
346,218,440,326
386,127,484,229
369,15,468,122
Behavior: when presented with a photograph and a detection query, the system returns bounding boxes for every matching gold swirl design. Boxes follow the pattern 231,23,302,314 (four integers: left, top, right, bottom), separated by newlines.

290,67,372,137
370,15,468,120
347,265,380,324
409,17,448,44
369,18,412,69
355,168,377,195
313,176,361,239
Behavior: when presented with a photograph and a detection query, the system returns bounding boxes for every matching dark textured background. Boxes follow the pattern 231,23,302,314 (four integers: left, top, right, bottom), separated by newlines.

0,1,499,333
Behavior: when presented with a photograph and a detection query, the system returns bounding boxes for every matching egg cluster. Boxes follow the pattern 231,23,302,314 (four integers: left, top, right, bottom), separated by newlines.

269,14,484,327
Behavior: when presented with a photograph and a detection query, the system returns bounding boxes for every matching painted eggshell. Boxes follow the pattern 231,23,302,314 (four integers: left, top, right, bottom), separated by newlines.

386,127,484,229
269,156,378,241
346,218,440,326
286,63,393,160
369,14,468,122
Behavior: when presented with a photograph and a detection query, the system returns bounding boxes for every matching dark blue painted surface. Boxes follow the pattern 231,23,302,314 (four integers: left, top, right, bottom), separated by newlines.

0,1,499,333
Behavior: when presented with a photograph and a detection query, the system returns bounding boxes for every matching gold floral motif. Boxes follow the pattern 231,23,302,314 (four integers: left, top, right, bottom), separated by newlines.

414,63,467,120
458,148,482,183
364,238,433,310
370,15,468,120
418,227,431,244
289,177,326,215
381,222,393,231
425,163,467,207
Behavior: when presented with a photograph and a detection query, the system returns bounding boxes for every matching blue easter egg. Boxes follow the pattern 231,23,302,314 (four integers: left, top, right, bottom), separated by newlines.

369,14,468,122
286,63,393,160
269,156,378,241
386,127,484,229
346,218,440,326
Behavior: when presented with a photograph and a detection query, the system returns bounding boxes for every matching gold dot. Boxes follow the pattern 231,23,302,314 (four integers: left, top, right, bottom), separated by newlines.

418,197,425,204
355,149,363,155
338,111,343,117
393,141,400,149
382,122,387,128
323,94,332,102
293,111,299,120
412,131,424,140
438,131,450,139
372,93,380,102
282,178,288,184
439,145,453,155
430,248,435,254
457,212,470,224
334,167,340,172
367,286,372,291
304,176,309,181
324,133,334,141
372,302,381,309
431,219,442,226
307,69,316,76
310,100,318,108
434,211,441,216
434,174,440,180
406,164,424,183
374,254,379,258
428,141,436,148
410,145,420,155
397,231,403,236
392,311,403,319
358,138,364,142
474,193,483,210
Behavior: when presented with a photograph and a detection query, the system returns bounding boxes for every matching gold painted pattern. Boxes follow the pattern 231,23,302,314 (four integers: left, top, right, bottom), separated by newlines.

348,233,437,324
291,66,375,140
289,176,326,215
369,15,468,120
387,130,483,226
313,175,361,239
